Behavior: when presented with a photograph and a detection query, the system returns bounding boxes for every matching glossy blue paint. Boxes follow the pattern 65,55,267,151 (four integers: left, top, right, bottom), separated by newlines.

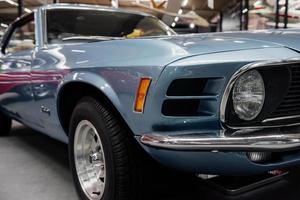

1,4,300,175
215,29,300,52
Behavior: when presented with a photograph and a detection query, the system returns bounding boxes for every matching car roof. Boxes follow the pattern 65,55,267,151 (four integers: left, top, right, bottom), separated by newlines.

38,3,153,17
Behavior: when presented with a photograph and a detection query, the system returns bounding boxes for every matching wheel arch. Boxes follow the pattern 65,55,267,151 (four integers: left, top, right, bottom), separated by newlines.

57,73,129,136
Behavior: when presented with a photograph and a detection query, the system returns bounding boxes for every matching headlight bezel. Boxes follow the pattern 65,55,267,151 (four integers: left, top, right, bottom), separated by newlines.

221,62,291,128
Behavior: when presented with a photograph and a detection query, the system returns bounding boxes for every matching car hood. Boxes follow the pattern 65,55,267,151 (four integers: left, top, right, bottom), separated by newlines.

60,31,298,69
213,29,300,52
150,33,281,56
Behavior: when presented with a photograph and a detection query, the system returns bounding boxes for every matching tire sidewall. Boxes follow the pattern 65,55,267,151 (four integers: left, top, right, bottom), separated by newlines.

69,99,115,200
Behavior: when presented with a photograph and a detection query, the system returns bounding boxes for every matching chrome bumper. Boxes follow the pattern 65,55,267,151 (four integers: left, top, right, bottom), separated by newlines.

140,131,300,151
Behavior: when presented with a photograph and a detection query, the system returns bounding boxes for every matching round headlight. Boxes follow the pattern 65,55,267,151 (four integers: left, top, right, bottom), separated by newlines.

232,70,265,121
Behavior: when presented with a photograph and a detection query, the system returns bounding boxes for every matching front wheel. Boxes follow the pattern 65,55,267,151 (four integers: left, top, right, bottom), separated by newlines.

69,97,138,200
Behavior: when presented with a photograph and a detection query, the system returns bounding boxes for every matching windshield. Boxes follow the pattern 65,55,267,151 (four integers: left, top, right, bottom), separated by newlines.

46,9,175,44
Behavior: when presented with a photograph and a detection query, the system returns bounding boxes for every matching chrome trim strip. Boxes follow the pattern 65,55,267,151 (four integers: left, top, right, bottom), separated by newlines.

140,133,300,151
222,121,300,130
262,115,300,123
41,8,47,48
34,10,41,48
220,57,300,129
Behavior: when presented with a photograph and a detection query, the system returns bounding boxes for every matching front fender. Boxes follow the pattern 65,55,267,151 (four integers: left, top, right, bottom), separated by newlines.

56,66,163,136
58,71,122,113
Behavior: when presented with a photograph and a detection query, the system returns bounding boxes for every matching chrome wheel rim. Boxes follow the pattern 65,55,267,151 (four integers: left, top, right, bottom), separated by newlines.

74,120,106,200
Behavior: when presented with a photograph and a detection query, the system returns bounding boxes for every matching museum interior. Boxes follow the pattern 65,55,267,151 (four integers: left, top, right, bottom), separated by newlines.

1,0,300,200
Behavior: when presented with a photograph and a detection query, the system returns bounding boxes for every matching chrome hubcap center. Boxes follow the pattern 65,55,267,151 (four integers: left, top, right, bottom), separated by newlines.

74,120,106,200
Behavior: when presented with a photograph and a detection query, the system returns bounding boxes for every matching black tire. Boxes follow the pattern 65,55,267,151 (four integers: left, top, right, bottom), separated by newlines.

0,112,12,136
69,97,138,200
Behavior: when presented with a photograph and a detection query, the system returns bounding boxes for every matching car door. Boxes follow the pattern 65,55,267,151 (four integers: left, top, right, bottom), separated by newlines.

0,13,39,126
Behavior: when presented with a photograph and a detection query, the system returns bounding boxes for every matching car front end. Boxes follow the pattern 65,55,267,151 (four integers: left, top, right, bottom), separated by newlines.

134,37,300,175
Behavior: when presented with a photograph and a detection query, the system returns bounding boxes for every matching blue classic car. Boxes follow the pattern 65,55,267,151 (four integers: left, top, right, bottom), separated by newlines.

2,3,300,200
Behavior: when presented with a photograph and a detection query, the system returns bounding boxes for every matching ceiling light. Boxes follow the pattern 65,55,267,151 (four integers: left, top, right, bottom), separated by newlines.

242,8,248,14
111,0,118,8
189,23,195,29
171,22,176,27
3,0,32,14
0,23,8,28
174,16,179,22
178,9,183,15
181,0,188,7
24,8,32,13
5,0,17,6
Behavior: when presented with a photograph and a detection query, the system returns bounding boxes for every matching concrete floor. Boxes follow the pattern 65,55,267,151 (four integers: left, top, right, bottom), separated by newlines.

0,123,78,200
0,122,300,200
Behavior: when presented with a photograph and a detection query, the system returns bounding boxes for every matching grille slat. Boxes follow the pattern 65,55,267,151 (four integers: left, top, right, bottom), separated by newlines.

286,91,300,95
291,81,300,85
280,102,300,107
289,86,300,90
283,97,300,102
292,78,300,81
277,105,300,110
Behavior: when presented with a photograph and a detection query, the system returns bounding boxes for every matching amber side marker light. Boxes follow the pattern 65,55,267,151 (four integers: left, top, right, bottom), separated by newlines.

134,77,152,113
